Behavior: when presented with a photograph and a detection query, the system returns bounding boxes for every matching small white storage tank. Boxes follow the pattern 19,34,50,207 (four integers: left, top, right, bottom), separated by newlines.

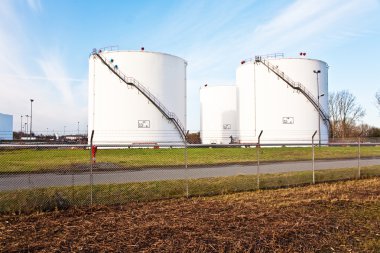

0,113,13,140
237,57,329,144
200,85,237,144
88,49,187,145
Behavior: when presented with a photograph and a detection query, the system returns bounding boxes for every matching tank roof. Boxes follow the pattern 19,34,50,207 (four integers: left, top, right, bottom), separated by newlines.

98,49,188,64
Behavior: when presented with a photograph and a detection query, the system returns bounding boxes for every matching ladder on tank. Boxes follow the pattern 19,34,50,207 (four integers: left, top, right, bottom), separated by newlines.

92,51,187,141
254,56,329,126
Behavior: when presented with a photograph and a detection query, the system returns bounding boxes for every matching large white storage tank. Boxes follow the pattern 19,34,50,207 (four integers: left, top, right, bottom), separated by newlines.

88,49,187,145
200,85,237,144
237,57,328,144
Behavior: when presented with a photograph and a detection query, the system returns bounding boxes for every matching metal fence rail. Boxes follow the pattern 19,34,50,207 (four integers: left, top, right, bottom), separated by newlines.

0,139,379,213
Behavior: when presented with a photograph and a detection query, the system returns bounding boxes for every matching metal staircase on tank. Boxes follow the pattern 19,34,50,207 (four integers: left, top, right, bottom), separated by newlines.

254,56,329,126
92,51,187,141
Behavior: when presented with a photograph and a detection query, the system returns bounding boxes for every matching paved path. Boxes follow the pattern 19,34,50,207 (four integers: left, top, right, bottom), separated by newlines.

0,158,379,191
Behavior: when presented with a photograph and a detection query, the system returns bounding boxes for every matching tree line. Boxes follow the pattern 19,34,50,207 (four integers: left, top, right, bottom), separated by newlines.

329,90,380,138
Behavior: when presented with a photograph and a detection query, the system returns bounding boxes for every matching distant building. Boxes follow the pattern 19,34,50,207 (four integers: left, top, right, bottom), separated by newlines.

64,135,82,141
0,113,13,140
20,137,37,141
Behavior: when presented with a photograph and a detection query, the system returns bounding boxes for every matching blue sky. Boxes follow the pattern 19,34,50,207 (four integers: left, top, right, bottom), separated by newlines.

0,0,379,134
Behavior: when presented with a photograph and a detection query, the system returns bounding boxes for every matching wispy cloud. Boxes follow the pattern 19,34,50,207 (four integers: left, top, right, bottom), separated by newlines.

248,0,379,53
37,51,76,105
178,0,380,81
185,2,374,69
0,74,85,82
26,0,42,12
0,1,87,133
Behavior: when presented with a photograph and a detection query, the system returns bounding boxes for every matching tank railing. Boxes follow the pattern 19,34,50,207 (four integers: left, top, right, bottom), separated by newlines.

93,52,186,140
255,56,329,125
97,46,119,52
257,53,284,59
244,53,284,62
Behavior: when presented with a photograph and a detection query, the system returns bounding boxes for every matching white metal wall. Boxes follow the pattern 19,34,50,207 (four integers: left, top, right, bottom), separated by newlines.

0,113,13,140
237,58,329,144
236,63,256,143
200,86,237,144
88,50,187,144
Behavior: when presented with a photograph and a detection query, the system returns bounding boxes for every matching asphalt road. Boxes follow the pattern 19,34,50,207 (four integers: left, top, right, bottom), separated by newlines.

0,158,379,191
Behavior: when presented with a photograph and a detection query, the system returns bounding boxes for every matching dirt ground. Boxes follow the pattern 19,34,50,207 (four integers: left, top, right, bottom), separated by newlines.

1,178,380,252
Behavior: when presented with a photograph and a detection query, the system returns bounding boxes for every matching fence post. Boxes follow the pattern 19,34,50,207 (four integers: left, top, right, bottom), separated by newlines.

184,131,189,198
257,130,263,189
357,131,363,179
71,163,75,204
312,130,317,184
27,145,33,189
185,140,189,197
90,130,94,206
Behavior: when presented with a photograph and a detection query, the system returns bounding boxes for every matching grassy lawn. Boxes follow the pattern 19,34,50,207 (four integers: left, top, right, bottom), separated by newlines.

0,145,379,173
0,165,379,214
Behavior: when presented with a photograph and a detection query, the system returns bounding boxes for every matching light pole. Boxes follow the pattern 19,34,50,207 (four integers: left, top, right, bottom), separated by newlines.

77,121,80,135
313,70,321,146
20,115,23,133
25,115,29,137
30,99,34,138
64,126,66,136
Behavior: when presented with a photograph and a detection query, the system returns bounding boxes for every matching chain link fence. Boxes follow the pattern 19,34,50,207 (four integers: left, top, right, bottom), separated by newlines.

0,139,379,213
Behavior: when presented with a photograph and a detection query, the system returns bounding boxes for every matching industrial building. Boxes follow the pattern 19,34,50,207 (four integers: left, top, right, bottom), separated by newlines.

200,54,329,144
88,48,187,145
0,113,13,141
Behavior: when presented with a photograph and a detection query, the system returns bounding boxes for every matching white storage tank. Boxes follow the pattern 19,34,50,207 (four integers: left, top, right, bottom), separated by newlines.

200,85,237,144
237,56,329,144
88,49,187,145
0,113,13,141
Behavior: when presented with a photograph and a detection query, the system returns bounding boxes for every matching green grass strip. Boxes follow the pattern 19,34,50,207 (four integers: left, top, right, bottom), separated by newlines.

0,165,379,214
0,146,379,173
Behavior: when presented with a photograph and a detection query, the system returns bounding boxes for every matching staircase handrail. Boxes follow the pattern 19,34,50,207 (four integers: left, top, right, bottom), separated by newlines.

255,56,329,123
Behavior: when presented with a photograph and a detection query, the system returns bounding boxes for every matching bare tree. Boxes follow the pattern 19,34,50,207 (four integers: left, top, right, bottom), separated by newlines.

329,92,339,138
328,90,365,138
376,90,380,112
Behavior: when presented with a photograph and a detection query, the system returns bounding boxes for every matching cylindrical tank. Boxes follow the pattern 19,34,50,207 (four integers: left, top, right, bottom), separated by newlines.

0,113,13,141
200,85,237,144
237,57,328,144
88,50,187,145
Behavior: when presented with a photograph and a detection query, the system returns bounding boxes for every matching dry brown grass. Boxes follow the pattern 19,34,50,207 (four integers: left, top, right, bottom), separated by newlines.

1,178,379,252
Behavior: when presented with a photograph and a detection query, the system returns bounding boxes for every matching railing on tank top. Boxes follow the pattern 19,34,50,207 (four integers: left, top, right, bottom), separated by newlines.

243,53,284,62
98,45,119,52
93,52,186,140
254,56,329,124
